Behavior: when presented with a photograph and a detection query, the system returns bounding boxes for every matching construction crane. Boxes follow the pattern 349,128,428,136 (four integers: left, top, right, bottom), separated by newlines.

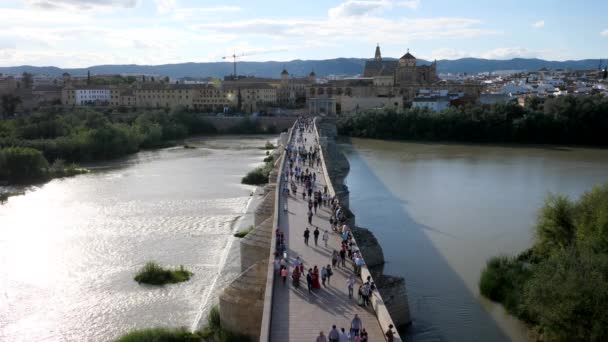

221,49,288,80
222,51,246,80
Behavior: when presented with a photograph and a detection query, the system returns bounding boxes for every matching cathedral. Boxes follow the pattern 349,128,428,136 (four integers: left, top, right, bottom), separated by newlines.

363,45,438,86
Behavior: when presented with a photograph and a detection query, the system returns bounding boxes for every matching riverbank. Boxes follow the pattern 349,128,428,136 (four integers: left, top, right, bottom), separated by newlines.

338,95,608,146
0,135,274,341
0,107,293,187
480,184,608,341
191,186,265,332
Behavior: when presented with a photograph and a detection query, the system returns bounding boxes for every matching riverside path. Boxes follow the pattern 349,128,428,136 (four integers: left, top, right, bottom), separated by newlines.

269,123,385,341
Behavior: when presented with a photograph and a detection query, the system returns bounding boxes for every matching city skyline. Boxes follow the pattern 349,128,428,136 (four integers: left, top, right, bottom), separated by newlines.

0,0,607,68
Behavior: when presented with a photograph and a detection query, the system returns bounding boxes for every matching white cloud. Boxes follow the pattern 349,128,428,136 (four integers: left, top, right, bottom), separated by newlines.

328,0,419,18
155,0,175,14
25,0,138,11
170,6,241,20
601,29,608,37
329,0,390,18
398,0,421,9
195,17,493,44
480,47,542,59
532,20,544,28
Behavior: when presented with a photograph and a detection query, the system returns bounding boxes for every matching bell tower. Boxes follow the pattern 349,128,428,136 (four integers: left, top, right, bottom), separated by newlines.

374,43,382,61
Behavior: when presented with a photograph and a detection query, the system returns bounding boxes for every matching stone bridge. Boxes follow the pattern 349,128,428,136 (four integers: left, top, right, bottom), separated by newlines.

218,116,409,341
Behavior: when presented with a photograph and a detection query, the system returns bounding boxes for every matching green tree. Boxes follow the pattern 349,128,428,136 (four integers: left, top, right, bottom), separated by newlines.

0,147,49,182
574,184,608,252
524,248,608,342
21,72,33,89
1,94,21,118
534,194,576,256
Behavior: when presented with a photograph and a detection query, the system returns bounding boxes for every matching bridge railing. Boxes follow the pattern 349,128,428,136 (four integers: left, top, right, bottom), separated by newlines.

259,120,297,342
313,117,403,342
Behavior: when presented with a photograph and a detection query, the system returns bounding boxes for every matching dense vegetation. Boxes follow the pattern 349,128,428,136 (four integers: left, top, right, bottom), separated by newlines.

338,95,608,146
0,107,219,161
134,262,193,285
233,225,254,238
117,327,200,342
241,152,275,186
0,107,223,184
0,146,86,184
117,306,251,342
479,184,608,341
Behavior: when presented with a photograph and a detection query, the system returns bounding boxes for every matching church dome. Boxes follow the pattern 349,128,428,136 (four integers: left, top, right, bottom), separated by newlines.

309,70,316,77
281,69,289,76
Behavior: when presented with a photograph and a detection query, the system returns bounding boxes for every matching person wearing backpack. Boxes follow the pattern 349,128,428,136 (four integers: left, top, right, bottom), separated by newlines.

328,325,340,342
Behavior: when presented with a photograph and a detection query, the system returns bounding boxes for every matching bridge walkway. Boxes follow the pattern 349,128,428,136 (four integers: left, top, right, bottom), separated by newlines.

269,127,385,341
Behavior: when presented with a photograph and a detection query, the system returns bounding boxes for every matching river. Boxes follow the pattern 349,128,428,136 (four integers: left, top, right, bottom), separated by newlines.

0,135,274,342
341,138,608,342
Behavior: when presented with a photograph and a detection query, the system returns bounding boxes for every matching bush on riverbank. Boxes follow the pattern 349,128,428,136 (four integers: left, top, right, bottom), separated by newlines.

0,147,87,184
199,306,252,342
116,306,251,342
0,107,218,164
241,152,276,186
0,191,24,204
134,262,193,285
234,226,254,238
338,94,608,146
480,183,608,341
117,327,200,342
262,141,276,150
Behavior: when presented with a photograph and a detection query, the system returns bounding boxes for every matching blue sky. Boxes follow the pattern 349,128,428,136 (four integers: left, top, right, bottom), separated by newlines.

0,0,606,67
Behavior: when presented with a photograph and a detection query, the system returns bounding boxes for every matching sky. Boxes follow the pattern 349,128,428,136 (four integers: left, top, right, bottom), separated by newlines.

0,0,607,67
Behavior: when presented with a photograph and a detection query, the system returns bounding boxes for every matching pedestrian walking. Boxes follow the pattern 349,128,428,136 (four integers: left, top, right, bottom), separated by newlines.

339,328,349,342
351,314,362,337
340,249,346,267
308,210,313,225
321,266,327,287
360,328,368,342
316,331,327,342
362,282,370,306
306,269,313,293
385,324,395,342
326,264,333,285
313,227,320,245
328,325,340,342
304,227,310,245
331,250,338,267
322,230,329,247
281,266,288,284
347,274,355,298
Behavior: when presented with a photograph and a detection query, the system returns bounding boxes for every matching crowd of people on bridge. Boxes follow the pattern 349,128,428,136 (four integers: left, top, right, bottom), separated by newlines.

272,117,395,341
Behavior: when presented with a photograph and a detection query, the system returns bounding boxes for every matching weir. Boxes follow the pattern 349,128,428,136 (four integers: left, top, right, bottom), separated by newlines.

218,115,409,341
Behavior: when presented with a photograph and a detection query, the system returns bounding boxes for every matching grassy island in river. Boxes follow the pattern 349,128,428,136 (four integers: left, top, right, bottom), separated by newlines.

134,262,192,285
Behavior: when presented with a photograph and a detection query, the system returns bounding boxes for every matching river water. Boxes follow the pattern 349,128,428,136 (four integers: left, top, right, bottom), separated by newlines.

341,138,608,342
0,135,273,342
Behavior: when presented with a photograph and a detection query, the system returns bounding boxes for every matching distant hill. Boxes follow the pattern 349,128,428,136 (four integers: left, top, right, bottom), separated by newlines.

0,58,603,78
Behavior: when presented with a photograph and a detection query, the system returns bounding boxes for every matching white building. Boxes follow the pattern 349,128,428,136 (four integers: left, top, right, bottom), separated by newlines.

75,88,111,106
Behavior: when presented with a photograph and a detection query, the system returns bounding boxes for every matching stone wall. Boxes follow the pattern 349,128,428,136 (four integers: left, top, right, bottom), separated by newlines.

316,116,412,331
220,123,293,341
219,260,267,341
